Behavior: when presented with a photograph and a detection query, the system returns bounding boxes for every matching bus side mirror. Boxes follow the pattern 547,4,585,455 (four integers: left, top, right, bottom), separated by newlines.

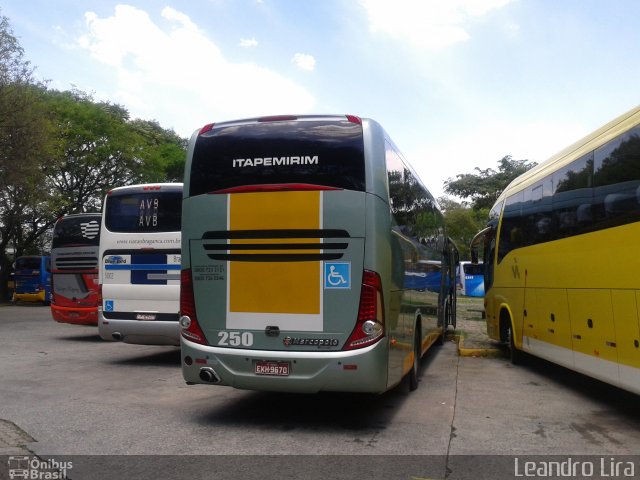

469,226,491,265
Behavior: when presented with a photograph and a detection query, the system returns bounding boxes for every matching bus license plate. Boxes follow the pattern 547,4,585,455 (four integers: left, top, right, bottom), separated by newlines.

255,361,290,376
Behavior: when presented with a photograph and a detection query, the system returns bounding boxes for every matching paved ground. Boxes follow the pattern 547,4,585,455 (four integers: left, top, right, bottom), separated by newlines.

2,300,639,480
452,296,503,356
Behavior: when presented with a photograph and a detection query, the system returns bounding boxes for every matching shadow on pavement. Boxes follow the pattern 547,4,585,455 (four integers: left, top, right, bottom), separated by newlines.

106,348,181,367
56,333,103,343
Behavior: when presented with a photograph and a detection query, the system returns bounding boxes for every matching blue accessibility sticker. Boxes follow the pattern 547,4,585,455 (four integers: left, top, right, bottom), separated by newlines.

324,262,351,289
104,300,114,312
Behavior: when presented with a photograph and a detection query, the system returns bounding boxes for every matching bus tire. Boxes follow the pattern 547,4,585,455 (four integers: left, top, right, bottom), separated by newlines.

409,325,421,391
436,305,447,346
450,297,457,330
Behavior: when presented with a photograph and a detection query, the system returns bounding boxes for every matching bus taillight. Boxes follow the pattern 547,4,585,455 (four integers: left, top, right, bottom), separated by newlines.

199,123,215,135
180,269,208,345
344,270,385,350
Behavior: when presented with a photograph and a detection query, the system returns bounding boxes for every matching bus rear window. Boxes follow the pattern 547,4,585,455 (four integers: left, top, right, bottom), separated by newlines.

189,119,365,196
16,257,42,270
52,216,101,248
105,192,182,233
463,263,484,275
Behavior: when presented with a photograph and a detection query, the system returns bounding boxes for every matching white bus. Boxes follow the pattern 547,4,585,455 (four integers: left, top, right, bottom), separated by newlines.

456,261,484,297
98,183,182,345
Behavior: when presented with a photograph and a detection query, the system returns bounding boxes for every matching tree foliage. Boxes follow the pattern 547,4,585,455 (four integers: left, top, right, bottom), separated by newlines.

444,155,537,210
0,10,187,301
0,14,52,300
438,197,487,260
43,89,186,214
440,155,536,258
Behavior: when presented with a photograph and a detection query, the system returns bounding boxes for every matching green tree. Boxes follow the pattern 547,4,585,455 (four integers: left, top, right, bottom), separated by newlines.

439,198,487,259
0,12,52,301
129,118,187,182
44,89,150,213
0,12,187,302
41,88,187,214
444,155,537,210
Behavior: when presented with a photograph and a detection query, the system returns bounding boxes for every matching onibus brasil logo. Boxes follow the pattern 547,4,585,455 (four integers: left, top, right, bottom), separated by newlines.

7,456,72,479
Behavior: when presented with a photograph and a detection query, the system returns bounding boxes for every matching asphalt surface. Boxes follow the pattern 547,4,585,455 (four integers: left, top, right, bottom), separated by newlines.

0,303,639,480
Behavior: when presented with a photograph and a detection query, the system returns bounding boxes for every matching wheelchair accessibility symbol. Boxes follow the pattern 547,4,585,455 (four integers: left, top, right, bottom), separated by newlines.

104,300,114,312
324,262,351,289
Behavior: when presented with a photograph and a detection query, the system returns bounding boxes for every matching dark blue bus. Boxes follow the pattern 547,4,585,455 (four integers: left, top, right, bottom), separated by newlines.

13,255,51,304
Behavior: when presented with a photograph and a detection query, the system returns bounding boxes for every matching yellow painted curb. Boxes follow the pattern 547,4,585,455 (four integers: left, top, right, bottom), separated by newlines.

453,333,503,358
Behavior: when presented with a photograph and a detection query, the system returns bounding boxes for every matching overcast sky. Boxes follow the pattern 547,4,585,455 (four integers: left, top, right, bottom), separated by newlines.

4,0,639,197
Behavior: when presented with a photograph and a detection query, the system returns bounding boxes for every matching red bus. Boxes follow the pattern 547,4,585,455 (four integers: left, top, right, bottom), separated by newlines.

50,213,101,325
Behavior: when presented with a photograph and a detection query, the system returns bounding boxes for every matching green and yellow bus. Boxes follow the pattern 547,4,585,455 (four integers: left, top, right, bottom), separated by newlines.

180,114,457,393
471,105,640,395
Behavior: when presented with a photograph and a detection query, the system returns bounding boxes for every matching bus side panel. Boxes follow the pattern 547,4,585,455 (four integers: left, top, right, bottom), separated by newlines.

523,288,574,369
360,193,409,390
613,290,640,392
568,289,619,384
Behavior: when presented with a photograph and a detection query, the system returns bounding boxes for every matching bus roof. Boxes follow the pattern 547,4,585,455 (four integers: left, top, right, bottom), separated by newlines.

57,212,101,220
107,183,183,196
495,104,640,204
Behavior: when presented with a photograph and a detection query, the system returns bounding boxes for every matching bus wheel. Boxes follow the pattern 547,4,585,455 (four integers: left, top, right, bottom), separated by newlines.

450,297,457,330
409,326,420,391
436,308,447,346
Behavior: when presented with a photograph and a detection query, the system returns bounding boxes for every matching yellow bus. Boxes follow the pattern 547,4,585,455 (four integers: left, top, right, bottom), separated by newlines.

471,105,640,395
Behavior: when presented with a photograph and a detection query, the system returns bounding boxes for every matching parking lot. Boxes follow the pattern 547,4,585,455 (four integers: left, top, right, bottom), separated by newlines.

1,303,639,479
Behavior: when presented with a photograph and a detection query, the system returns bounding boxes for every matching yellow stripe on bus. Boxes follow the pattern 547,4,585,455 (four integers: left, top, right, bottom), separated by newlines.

228,191,321,315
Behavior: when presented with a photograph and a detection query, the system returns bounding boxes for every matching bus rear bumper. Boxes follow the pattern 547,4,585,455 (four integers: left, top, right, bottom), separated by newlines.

181,338,389,394
99,312,180,346
51,305,98,326
13,291,47,304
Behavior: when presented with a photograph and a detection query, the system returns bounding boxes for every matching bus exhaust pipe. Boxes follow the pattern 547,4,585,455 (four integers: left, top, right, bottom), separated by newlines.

112,332,123,341
199,367,220,384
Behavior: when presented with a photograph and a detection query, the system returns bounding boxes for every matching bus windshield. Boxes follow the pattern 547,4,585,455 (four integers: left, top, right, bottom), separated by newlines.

16,256,44,271
463,263,484,276
105,191,182,233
